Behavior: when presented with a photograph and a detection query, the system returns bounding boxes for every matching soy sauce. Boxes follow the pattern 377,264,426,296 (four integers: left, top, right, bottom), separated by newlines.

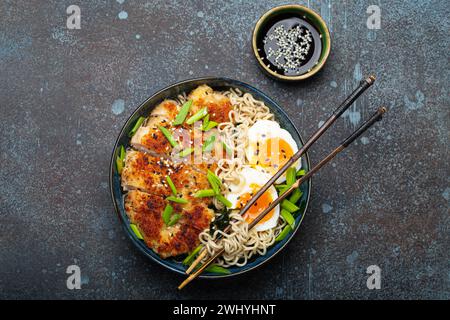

257,14,323,76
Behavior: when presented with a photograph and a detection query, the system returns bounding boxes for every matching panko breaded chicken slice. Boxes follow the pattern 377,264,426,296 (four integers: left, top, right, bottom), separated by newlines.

188,85,233,124
124,190,214,258
121,150,212,201
131,100,181,156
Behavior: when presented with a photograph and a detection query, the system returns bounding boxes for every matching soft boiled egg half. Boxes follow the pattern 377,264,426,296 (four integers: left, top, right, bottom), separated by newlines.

226,167,279,232
245,120,301,183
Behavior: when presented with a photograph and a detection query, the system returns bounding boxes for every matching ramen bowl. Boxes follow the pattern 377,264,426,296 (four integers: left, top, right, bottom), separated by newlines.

109,77,311,278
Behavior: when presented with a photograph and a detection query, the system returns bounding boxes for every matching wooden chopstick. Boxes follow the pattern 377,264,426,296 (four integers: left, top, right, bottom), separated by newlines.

178,106,387,289
185,75,376,275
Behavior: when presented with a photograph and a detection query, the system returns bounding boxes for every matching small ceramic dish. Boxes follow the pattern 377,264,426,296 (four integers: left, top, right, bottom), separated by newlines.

252,4,331,81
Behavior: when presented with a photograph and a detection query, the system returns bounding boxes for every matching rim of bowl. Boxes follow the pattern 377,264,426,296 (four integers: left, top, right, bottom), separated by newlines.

252,4,331,81
108,77,312,279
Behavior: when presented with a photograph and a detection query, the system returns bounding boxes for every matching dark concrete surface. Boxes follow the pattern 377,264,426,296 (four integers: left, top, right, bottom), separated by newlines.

0,0,448,299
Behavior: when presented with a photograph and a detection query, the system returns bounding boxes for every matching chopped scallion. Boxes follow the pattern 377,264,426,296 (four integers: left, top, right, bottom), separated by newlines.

202,135,216,152
296,169,306,177
281,199,300,213
186,107,208,125
128,116,146,137
162,204,173,225
178,147,194,158
289,188,303,204
275,225,292,242
216,194,232,208
168,213,181,226
286,167,297,186
158,126,179,148
194,189,216,198
182,245,202,266
166,176,177,196
173,100,192,125
130,224,143,240
281,209,295,229
203,121,218,131
205,264,231,274
166,196,188,204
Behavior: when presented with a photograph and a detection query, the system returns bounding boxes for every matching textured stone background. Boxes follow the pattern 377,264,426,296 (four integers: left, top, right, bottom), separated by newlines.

0,0,448,299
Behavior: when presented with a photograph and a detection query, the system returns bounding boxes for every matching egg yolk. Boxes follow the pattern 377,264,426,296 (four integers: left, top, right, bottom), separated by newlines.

251,137,294,172
237,184,275,225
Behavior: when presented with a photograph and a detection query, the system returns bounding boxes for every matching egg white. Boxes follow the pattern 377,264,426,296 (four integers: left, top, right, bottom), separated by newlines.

245,120,301,183
226,167,280,232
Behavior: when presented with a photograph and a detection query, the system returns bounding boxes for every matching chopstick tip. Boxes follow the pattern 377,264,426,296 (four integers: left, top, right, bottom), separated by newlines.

367,75,376,84
380,106,388,114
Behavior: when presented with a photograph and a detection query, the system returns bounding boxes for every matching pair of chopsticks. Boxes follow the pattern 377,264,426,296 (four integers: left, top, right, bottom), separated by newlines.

179,75,385,289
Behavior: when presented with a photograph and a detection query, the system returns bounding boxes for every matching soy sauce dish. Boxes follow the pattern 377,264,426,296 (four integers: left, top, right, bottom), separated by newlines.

252,5,331,81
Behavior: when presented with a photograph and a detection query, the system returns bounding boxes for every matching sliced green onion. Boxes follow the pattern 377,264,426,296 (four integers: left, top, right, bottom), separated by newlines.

178,147,194,158
186,107,208,125
275,225,292,242
286,167,297,186
216,194,232,208
296,169,306,177
182,245,202,266
281,199,300,213
289,188,303,204
207,171,220,195
130,224,143,240
275,184,287,190
205,264,231,275
279,186,290,195
166,196,188,204
222,142,232,156
128,116,146,137
162,204,173,225
194,189,216,198
173,100,192,125
207,170,222,186
201,114,210,130
281,209,295,229
202,135,216,152
116,145,126,174
203,121,218,131
166,176,177,196
168,213,181,226
158,126,179,148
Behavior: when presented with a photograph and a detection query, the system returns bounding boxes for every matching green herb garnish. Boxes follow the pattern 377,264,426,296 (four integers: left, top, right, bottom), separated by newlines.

216,194,232,208
286,167,297,186
167,213,181,226
289,188,303,204
281,209,295,229
130,224,144,240
182,245,202,266
166,196,188,204
202,135,216,152
173,100,192,125
128,116,146,137
186,107,208,125
275,225,292,242
194,189,216,198
281,199,300,213
116,145,126,174
158,126,179,148
162,204,174,225
178,147,194,158
166,176,177,196
205,264,231,275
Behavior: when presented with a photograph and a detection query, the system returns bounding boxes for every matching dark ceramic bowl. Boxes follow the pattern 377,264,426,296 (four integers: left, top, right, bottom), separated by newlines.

252,5,331,81
109,77,311,278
